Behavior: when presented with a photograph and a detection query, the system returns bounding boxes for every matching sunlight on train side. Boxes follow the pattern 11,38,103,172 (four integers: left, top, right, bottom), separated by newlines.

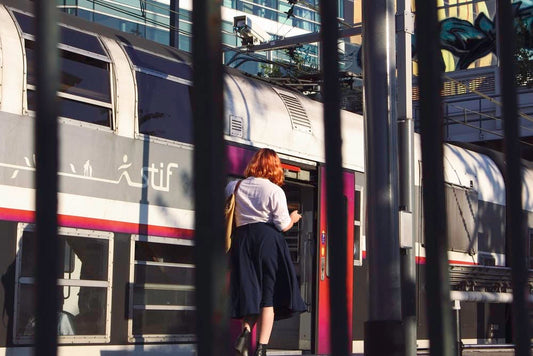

521,168,533,213
0,6,24,114
100,37,136,138
12,10,114,128
443,144,505,206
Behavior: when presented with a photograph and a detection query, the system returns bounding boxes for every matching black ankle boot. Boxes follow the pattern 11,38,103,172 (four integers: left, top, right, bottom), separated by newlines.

234,328,251,356
254,343,267,356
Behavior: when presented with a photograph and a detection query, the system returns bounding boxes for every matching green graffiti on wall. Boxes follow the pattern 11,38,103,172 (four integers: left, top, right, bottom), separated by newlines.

433,0,532,70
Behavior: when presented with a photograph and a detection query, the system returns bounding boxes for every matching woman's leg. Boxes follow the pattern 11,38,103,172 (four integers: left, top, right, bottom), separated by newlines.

256,306,274,344
235,315,258,355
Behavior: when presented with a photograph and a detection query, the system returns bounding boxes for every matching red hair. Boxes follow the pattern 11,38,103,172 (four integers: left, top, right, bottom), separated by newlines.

244,148,284,186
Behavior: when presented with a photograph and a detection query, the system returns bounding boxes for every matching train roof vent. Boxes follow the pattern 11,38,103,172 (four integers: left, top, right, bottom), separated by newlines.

230,115,244,138
273,88,312,134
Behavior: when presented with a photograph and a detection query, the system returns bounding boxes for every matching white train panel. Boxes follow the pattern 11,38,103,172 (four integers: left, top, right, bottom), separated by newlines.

0,185,194,234
99,37,136,138
443,144,505,206
522,168,533,212
413,134,506,206
0,6,24,114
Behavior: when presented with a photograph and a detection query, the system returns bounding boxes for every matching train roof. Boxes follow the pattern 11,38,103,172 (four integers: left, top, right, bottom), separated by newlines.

1,0,365,172
414,135,533,211
450,141,533,212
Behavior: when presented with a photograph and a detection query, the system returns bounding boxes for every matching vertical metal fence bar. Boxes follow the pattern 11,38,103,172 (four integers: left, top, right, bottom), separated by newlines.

169,0,179,48
34,1,59,355
497,0,530,354
362,0,404,353
319,1,348,355
413,0,455,355
191,0,229,355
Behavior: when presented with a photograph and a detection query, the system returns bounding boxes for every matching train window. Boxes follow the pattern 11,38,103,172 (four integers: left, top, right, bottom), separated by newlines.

123,46,193,143
129,236,196,342
25,41,110,102
27,91,111,127
354,186,363,266
12,10,114,128
60,27,107,56
24,39,112,127
12,12,34,36
445,183,478,254
529,229,533,269
285,187,302,264
14,225,113,344
136,72,193,143
124,46,192,81
12,11,107,56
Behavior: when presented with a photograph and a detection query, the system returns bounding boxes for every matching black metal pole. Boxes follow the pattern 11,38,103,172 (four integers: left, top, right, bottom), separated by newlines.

396,1,416,354
362,0,404,353
34,1,60,355
170,0,179,49
452,301,461,356
319,1,348,355
413,0,455,355
191,0,229,355
497,0,530,354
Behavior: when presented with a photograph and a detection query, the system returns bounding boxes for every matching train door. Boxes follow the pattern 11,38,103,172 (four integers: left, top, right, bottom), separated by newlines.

314,166,355,354
223,145,324,353
268,164,316,352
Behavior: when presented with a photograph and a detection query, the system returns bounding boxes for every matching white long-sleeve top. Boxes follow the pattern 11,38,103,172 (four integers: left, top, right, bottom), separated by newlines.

225,177,291,231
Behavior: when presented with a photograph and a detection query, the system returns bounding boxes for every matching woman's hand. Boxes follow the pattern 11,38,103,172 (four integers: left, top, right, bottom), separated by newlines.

290,210,302,224
283,210,302,232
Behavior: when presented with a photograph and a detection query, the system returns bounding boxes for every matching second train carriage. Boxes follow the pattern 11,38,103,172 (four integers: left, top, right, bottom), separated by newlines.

0,0,532,354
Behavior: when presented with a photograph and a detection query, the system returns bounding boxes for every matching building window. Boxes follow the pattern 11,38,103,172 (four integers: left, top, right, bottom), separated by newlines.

14,225,113,344
129,236,196,342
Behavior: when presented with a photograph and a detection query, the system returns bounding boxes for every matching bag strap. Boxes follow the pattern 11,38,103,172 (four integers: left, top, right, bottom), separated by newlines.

233,179,243,194
231,180,243,213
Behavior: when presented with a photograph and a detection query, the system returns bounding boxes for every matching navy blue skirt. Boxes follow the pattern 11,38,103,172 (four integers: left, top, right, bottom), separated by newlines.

229,222,307,320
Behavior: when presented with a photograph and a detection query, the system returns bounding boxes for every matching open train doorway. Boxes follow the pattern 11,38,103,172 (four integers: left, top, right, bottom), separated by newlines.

268,167,317,353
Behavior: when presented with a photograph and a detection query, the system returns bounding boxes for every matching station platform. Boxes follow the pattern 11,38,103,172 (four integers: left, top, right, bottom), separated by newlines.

265,348,518,355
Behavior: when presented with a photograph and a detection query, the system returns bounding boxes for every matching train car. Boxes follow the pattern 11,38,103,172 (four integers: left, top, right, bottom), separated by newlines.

0,0,362,354
0,0,532,354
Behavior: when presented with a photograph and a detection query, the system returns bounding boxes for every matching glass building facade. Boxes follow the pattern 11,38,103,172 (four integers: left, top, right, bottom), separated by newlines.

56,0,347,75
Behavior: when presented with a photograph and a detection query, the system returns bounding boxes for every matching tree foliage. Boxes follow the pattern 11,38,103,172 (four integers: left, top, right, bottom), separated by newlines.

515,17,533,88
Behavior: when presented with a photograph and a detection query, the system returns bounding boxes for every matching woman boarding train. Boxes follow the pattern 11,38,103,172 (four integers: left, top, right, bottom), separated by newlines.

226,148,306,356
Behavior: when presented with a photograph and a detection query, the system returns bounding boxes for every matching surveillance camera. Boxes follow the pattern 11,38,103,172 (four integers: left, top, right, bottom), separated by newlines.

233,15,270,46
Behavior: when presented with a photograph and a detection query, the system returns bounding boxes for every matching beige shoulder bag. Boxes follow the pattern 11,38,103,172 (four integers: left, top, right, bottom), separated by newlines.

224,180,242,252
